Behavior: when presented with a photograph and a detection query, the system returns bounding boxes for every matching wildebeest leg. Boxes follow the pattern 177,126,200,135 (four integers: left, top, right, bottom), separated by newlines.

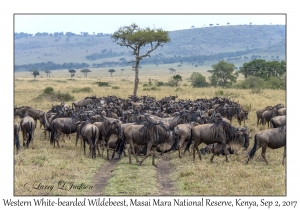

151,147,157,167
282,146,286,165
22,130,26,147
83,140,86,155
128,147,132,164
128,139,140,163
139,142,153,166
106,143,110,160
261,146,268,165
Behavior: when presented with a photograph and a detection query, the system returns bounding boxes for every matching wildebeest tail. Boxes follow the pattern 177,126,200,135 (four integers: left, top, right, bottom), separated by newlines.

184,130,193,153
248,134,258,159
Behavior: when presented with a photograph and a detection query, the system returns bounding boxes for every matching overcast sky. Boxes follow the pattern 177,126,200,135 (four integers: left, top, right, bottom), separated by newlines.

14,14,286,35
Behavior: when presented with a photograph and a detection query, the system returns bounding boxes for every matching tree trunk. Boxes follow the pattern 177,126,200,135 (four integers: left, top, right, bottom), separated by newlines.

133,61,140,96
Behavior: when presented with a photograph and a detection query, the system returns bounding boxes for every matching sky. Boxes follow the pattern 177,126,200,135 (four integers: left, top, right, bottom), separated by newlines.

14,14,286,35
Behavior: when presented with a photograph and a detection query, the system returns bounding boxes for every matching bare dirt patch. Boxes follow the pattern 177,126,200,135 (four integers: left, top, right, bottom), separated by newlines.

89,158,119,195
156,154,176,195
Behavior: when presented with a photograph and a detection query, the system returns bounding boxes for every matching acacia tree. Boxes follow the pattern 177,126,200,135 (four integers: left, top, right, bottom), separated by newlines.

172,74,182,87
69,69,76,78
208,60,238,87
108,69,116,77
45,70,51,78
111,23,170,96
120,69,124,74
81,68,91,77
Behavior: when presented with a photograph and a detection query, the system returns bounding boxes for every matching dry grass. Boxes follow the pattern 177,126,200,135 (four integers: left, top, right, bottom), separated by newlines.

14,67,286,196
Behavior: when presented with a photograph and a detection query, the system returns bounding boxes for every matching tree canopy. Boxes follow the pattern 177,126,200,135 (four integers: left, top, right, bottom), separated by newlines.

238,59,286,79
111,23,170,96
32,70,40,78
80,68,91,77
108,69,116,77
208,60,238,87
189,72,208,87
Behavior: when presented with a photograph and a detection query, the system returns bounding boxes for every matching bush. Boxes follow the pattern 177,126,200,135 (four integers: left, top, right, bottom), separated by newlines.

189,72,208,87
95,81,109,86
143,86,160,91
44,87,54,94
156,81,164,86
112,86,120,89
55,91,74,101
72,87,92,93
215,90,224,96
236,76,263,89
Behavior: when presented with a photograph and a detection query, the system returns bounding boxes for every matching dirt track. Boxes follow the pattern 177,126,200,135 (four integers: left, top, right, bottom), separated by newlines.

89,153,176,196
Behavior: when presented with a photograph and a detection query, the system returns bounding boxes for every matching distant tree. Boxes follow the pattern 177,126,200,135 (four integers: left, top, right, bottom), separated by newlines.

216,23,219,26
177,64,182,69
45,70,51,78
80,68,91,77
108,69,116,77
195,64,198,67
238,59,286,79
111,23,170,96
121,69,125,74
189,72,208,87
171,74,182,87
69,69,76,78
209,24,213,27
169,68,176,74
227,22,230,26
208,60,238,87
32,70,40,78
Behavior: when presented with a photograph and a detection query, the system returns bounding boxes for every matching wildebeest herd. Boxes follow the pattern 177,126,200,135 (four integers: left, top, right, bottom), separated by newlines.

14,95,286,166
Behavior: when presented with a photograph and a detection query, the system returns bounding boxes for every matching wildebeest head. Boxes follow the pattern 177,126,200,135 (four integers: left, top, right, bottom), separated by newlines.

237,127,250,149
111,119,122,138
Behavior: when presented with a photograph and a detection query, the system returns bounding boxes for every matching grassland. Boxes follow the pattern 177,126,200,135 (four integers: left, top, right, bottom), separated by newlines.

14,66,286,196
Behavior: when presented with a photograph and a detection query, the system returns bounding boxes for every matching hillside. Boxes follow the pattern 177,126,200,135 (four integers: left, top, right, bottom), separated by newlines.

14,25,286,70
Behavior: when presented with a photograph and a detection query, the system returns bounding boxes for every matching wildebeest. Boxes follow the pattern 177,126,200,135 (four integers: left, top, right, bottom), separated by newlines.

256,106,272,126
122,121,177,167
173,123,194,158
270,115,286,128
50,115,78,148
14,106,45,129
77,121,99,158
186,121,250,163
20,115,36,148
14,121,20,154
94,116,123,160
278,107,286,116
247,125,286,165
262,106,279,128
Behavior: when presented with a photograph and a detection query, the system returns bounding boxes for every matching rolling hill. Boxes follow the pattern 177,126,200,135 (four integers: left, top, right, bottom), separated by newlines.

14,25,286,71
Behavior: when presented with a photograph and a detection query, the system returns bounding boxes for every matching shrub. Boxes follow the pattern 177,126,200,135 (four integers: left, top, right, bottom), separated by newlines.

72,87,92,93
189,72,208,88
156,81,164,86
143,86,160,91
236,76,263,89
55,91,74,101
112,86,120,89
95,81,109,86
44,87,54,94
215,90,224,96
